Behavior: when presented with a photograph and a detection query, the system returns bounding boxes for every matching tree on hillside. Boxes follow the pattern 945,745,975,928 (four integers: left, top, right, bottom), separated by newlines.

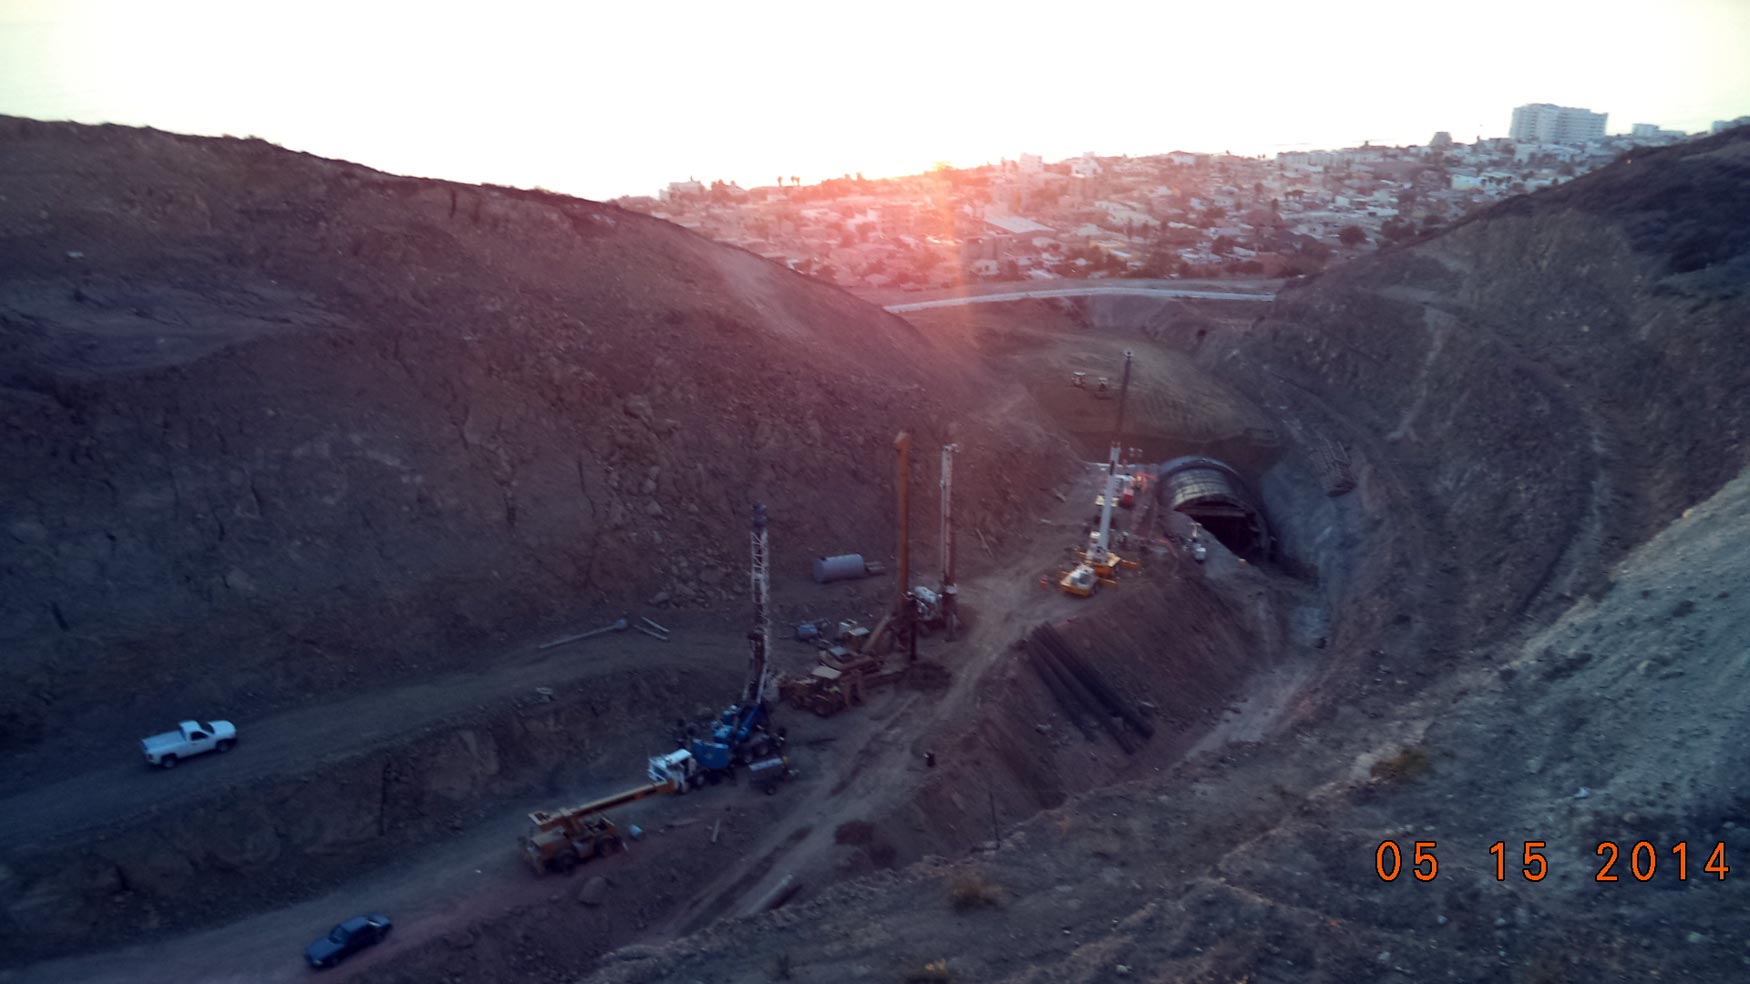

1212,235,1236,256
1338,225,1367,247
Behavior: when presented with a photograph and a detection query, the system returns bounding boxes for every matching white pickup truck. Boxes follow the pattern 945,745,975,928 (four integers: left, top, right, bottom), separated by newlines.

141,720,237,768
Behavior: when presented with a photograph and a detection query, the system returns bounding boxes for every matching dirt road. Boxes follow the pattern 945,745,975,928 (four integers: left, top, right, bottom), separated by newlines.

0,618,729,851
8,771,685,984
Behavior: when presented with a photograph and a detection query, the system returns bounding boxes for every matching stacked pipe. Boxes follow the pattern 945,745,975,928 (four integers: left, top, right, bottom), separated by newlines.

1023,642,1097,743
1027,623,1154,753
1036,623,1156,740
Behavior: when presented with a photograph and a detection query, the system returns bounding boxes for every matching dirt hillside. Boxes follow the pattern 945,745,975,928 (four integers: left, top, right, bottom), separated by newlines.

0,116,1067,765
564,128,1750,983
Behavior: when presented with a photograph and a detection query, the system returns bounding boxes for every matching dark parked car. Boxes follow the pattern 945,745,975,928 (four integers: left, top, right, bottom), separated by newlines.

305,913,392,969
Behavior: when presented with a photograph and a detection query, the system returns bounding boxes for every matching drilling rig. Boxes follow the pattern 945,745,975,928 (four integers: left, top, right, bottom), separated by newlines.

912,443,960,639
650,504,784,787
1062,351,1137,597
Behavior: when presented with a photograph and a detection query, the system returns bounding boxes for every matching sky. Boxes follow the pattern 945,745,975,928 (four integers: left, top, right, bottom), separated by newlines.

2,0,1747,200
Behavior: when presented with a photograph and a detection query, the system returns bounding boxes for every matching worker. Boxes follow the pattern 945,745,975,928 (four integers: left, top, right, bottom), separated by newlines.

924,751,937,768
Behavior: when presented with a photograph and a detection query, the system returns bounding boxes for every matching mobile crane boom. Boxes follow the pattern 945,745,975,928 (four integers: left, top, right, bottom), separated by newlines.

1063,350,1134,597
1090,350,1133,565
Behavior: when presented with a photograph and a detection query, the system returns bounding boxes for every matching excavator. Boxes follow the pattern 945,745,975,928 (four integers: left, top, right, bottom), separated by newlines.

1062,351,1140,597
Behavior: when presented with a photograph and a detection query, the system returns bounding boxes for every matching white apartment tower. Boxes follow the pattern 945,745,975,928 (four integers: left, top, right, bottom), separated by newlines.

1510,103,1608,144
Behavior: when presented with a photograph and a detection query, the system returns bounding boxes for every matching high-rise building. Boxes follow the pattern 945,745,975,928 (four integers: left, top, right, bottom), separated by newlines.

1712,116,1750,134
1509,103,1608,144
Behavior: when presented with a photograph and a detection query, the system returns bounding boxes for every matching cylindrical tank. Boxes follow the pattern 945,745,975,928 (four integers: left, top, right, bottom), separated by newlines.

812,554,867,583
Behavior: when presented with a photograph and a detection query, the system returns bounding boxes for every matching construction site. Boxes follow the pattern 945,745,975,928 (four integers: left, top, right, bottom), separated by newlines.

2,115,1750,984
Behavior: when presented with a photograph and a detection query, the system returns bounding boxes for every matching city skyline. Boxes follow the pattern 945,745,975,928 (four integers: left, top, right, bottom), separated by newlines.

3,0,1747,201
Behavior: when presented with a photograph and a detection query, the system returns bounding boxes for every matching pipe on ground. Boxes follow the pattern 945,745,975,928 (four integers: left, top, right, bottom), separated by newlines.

1031,633,1138,754
1037,624,1156,740
1027,645,1097,742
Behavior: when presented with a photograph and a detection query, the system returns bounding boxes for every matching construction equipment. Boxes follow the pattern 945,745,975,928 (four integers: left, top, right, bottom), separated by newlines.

746,753,793,794
875,441,973,640
660,504,785,784
1121,471,1149,509
778,664,864,717
519,774,691,875
930,443,962,639
895,432,916,661
1062,351,1139,597
858,433,919,659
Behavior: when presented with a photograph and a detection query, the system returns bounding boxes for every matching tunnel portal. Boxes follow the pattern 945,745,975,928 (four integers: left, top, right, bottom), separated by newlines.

1156,456,1270,558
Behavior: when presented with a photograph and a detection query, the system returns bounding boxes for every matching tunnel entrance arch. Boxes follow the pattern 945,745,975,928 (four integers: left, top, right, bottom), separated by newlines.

1156,456,1270,558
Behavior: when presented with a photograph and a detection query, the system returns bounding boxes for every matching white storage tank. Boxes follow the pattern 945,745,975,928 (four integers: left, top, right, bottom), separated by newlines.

812,554,867,583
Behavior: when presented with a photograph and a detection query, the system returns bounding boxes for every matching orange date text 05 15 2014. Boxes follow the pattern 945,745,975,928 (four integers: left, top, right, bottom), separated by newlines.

1373,840,1733,882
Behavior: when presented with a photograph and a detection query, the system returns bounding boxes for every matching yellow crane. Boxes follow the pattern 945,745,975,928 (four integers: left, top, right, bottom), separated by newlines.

1062,350,1138,597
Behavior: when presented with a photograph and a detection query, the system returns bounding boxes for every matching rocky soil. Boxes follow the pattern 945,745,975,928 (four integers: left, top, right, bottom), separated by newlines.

0,115,1068,766
4,120,1747,984
557,127,1750,982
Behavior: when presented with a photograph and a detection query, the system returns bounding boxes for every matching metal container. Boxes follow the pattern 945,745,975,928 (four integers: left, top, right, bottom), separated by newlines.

811,553,867,584
747,755,790,794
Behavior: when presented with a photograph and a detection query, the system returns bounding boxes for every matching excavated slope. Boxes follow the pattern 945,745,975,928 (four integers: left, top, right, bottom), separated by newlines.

0,117,1067,758
572,129,1750,982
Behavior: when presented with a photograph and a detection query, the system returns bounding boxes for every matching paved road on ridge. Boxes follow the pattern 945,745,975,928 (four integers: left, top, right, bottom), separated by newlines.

884,284,1277,312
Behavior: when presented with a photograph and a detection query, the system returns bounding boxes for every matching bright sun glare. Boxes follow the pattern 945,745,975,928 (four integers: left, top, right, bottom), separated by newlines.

2,0,1747,198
